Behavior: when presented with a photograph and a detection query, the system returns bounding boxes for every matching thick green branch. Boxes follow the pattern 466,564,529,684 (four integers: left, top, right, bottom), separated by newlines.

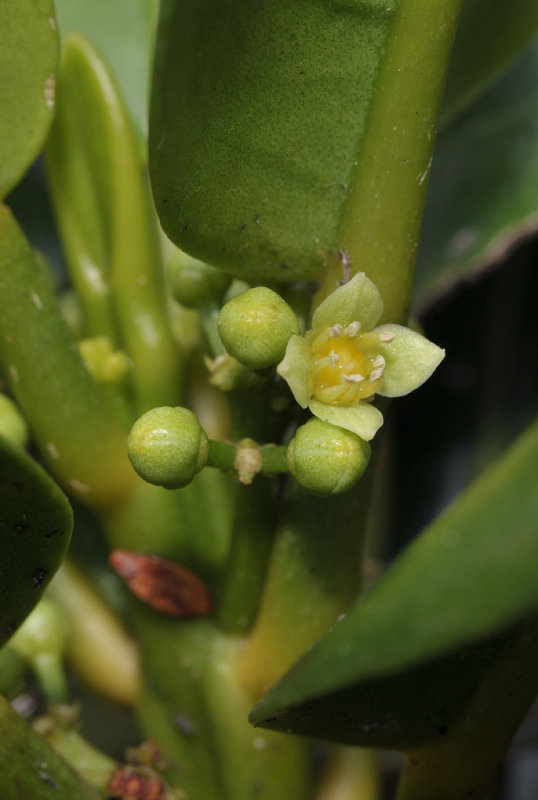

318,0,463,323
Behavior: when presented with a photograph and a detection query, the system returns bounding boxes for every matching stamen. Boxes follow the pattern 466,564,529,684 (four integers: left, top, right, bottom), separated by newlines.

371,355,385,369
369,368,384,382
378,331,395,343
343,373,365,383
329,349,340,367
345,321,361,337
330,324,343,338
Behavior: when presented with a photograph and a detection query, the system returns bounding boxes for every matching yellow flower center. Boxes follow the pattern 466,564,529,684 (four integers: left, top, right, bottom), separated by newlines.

310,325,384,405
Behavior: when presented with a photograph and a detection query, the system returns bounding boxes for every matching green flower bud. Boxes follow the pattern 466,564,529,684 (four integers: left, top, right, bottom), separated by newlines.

0,393,29,448
217,286,299,370
127,406,208,489
287,418,371,496
167,250,231,308
79,337,130,385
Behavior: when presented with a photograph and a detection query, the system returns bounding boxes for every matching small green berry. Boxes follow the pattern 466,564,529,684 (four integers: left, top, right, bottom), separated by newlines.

167,251,231,308
127,406,208,489
287,418,371,496
0,393,29,448
217,286,299,370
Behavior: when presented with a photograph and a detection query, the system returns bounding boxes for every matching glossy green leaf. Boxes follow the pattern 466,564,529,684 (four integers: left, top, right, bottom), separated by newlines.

0,696,101,800
0,0,58,197
414,38,538,311
53,0,158,141
250,419,538,745
441,0,538,125
0,435,72,648
0,204,135,507
149,0,396,282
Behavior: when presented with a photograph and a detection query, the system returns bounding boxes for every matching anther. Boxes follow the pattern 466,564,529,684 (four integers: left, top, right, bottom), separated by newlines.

378,331,395,343
369,368,384,382
345,321,361,337
343,373,365,383
372,355,385,369
330,324,343,338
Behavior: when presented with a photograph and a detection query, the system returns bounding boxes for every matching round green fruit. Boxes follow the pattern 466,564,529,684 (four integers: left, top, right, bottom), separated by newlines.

127,406,208,489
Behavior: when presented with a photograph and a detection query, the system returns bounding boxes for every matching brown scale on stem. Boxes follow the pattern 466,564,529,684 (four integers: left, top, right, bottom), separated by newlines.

109,550,212,618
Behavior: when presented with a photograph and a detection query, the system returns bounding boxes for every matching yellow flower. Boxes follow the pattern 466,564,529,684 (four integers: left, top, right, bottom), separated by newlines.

277,273,445,441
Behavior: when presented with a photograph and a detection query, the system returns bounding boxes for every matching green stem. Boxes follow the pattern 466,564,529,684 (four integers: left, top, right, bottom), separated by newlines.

212,368,287,633
133,613,312,800
396,617,538,800
315,747,380,800
200,302,226,357
34,654,69,705
46,34,183,416
216,480,278,633
238,471,373,698
318,0,463,323
42,727,115,793
207,439,288,475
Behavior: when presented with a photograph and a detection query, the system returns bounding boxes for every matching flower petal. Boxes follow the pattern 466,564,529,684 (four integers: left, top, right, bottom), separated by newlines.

277,335,312,408
309,398,383,441
373,324,445,398
312,272,383,332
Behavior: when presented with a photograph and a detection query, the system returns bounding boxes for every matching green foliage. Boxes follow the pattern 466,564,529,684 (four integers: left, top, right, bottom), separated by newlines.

250,420,538,744
0,436,72,648
1,2,537,799
442,0,538,124
0,0,58,197
416,37,538,309
150,0,396,281
53,0,158,141
0,696,101,800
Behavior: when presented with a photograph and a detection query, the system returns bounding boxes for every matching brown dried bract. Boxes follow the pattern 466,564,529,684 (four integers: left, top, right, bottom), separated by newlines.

107,765,165,800
109,550,212,618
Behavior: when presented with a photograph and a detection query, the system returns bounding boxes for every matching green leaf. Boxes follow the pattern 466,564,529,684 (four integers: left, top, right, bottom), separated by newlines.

415,38,538,311
0,0,58,197
53,0,158,142
0,204,134,507
250,419,538,745
0,695,101,800
0,435,72,648
149,0,396,282
441,0,538,125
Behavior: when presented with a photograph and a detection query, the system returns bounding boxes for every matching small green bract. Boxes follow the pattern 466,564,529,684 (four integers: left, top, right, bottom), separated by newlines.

127,406,208,489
